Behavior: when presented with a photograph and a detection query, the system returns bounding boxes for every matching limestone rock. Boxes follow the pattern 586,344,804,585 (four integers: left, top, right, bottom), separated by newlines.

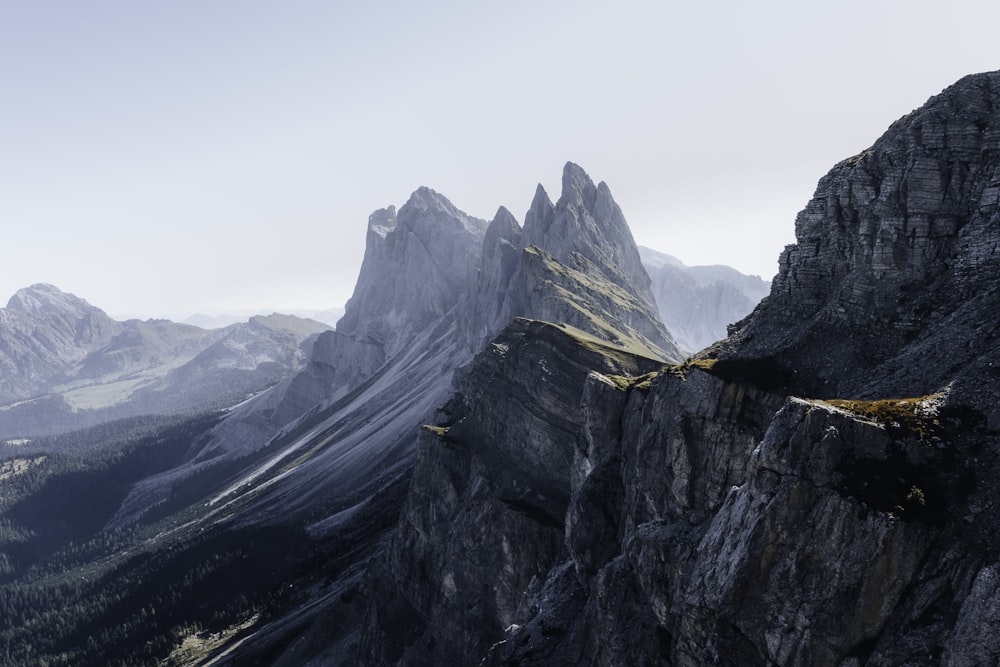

716,70,1000,409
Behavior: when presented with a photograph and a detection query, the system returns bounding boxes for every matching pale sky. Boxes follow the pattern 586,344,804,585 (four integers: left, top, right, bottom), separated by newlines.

2,1,998,320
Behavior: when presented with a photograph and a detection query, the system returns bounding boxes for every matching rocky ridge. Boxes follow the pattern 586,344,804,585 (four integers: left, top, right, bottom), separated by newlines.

155,163,683,664
462,163,683,362
353,71,1000,665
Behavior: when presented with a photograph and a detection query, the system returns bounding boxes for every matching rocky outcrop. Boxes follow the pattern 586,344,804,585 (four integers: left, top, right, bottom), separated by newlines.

357,319,666,664
640,246,771,353
715,71,1000,407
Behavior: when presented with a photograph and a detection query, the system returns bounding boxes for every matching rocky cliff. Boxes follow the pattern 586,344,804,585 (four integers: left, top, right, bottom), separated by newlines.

355,71,1000,666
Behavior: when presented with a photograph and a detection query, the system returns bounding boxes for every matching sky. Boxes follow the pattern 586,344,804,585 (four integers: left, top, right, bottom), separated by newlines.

2,1,999,320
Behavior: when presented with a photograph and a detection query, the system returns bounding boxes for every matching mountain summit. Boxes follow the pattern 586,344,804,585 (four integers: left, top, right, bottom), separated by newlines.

462,162,683,361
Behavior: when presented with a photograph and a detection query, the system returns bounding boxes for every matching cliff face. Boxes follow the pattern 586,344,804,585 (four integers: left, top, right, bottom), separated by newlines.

718,71,1000,407
357,72,1000,666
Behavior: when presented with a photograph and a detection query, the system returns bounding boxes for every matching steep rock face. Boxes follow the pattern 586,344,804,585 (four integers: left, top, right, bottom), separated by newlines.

358,319,665,664
462,163,683,363
134,165,678,664
717,71,1000,405
193,189,490,459
339,188,489,362
640,246,770,353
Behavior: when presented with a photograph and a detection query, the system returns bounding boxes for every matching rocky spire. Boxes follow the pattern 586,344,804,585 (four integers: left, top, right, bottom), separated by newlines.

336,187,489,356
524,162,657,306
462,162,682,361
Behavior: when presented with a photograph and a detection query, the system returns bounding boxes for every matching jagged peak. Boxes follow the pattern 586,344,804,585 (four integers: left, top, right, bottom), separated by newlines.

525,183,555,232
396,187,488,238
402,186,454,214
558,161,598,209
485,206,523,244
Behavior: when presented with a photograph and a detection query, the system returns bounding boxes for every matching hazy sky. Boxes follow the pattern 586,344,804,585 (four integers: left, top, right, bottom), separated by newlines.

3,1,999,319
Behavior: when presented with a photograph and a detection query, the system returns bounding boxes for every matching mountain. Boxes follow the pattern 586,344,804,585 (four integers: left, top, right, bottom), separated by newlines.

0,163,682,665
0,288,329,440
639,246,771,353
183,307,344,330
354,71,1000,665
0,284,122,404
6,64,1000,667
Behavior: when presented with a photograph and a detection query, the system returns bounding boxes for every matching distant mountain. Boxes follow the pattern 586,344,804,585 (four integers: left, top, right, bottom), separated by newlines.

639,246,771,353
183,307,343,330
0,286,329,439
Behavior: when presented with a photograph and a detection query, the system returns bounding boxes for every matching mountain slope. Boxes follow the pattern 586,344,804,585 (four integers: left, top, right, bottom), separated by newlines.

0,284,122,404
639,246,771,353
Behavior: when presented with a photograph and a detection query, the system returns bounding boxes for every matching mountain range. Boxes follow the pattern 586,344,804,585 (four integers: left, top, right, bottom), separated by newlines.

0,286,329,440
1,71,998,666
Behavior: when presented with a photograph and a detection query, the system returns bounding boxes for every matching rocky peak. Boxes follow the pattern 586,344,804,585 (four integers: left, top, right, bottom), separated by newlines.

5,283,102,319
461,163,682,361
366,205,397,239
524,162,654,299
335,188,488,353
0,284,122,404
717,70,1000,402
